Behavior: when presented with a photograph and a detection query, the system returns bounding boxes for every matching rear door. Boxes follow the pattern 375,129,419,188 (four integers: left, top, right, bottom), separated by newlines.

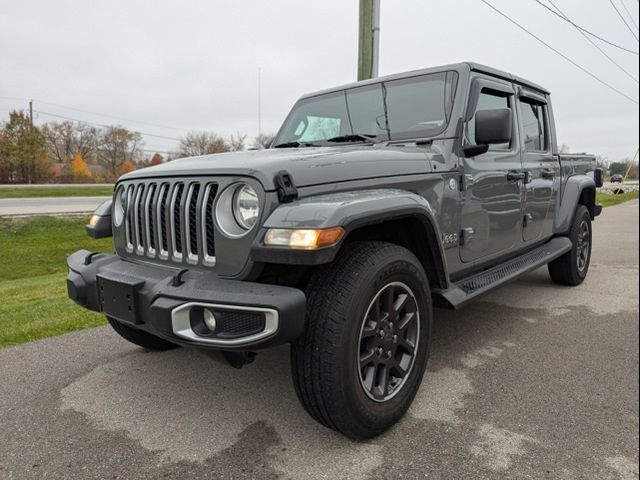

516,90,559,243
459,77,525,263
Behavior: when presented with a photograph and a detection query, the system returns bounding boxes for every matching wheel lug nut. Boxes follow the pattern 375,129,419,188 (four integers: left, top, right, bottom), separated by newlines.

377,329,385,338
392,334,398,343
386,349,392,359
377,347,383,356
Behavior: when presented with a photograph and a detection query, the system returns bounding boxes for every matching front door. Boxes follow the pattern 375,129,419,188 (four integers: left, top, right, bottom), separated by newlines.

517,92,559,242
460,79,524,263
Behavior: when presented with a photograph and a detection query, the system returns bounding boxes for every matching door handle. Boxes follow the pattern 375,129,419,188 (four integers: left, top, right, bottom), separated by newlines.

507,171,526,182
541,168,555,179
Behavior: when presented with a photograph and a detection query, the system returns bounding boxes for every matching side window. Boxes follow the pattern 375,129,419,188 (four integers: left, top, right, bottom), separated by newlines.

519,99,547,152
467,90,512,150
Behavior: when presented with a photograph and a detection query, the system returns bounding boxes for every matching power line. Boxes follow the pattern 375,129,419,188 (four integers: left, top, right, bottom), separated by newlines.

1,95,186,133
545,0,638,83
34,110,182,142
620,0,639,30
34,99,185,132
532,0,639,54
0,95,28,102
608,0,639,41
480,0,639,104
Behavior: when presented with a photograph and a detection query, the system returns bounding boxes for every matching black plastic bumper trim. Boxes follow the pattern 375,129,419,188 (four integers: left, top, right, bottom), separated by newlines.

66,250,306,350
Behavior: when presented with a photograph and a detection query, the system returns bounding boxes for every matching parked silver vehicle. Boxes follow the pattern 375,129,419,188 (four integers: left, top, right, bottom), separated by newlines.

69,62,603,439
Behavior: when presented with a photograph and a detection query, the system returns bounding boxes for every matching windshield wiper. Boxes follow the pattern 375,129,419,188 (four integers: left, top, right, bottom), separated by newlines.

272,141,318,148
325,134,377,143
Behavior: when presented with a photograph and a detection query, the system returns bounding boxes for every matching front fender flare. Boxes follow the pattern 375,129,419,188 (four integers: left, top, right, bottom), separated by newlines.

251,189,448,288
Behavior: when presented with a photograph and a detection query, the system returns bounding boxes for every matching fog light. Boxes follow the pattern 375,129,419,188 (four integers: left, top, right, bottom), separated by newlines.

203,309,217,332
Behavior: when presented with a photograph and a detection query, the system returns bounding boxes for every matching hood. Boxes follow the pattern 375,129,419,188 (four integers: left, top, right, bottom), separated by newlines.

121,145,441,190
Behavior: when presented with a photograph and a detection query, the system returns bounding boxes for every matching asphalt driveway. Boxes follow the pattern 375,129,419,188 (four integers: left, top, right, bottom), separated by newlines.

0,200,638,479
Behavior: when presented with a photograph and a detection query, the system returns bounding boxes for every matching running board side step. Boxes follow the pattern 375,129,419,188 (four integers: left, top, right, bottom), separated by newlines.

434,237,572,309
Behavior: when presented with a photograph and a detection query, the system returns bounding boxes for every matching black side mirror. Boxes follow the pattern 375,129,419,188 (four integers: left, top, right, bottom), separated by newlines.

462,108,512,158
476,108,512,145
86,199,112,238
594,168,604,188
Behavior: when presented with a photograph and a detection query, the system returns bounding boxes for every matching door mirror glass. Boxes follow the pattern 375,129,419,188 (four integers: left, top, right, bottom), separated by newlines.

475,108,512,145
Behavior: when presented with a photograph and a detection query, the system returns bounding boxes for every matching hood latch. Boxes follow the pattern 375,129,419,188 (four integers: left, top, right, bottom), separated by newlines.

274,170,298,203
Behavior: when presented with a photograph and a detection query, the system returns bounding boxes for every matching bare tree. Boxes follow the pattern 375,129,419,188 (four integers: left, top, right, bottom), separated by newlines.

97,126,143,179
42,121,99,166
228,131,247,152
42,121,75,164
253,133,276,149
178,132,229,157
75,123,99,161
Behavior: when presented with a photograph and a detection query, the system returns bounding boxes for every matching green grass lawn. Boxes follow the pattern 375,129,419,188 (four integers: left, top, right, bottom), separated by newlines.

596,191,639,208
0,216,112,348
0,185,113,198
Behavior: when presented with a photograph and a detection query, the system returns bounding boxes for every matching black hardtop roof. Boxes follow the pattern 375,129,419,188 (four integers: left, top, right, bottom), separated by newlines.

300,61,549,99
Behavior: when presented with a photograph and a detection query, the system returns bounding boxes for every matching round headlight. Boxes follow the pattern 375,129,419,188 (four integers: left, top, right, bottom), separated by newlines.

215,183,261,238
113,186,126,226
233,184,259,230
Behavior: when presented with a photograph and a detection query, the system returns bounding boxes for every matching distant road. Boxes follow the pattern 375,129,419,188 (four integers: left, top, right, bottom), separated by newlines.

0,183,113,188
0,196,110,216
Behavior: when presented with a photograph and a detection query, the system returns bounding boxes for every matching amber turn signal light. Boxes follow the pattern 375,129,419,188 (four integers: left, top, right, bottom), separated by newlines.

264,227,345,250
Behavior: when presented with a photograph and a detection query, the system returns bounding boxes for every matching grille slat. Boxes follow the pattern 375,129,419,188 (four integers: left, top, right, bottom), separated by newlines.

120,180,218,264
133,184,145,254
158,183,170,258
203,184,218,262
172,183,184,258
124,185,135,251
145,183,157,254
185,183,201,262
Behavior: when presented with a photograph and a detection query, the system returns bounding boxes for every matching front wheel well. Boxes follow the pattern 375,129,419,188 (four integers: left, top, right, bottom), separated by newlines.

255,217,448,292
342,216,447,290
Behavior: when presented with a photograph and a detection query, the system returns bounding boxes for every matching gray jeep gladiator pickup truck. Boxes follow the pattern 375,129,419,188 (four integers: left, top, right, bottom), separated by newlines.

68,62,603,439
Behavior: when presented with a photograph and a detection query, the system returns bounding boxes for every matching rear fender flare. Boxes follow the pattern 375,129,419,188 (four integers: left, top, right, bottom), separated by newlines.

555,175,596,234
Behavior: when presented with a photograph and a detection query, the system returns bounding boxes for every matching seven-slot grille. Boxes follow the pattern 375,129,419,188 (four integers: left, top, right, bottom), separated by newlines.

121,181,218,265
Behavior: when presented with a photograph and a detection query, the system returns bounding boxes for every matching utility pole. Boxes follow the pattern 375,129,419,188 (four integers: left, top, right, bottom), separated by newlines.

257,67,262,137
29,99,33,128
357,0,380,81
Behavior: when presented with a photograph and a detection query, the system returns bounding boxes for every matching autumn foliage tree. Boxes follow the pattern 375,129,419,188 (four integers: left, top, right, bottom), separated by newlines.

148,153,164,166
0,111,51,183
71,153,92,183
97,126,142,180
121,159,137,174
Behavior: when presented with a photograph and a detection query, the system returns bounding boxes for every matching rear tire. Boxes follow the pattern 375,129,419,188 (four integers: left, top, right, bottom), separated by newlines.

290,241,432,440
548,205,592,286
107,317,178,351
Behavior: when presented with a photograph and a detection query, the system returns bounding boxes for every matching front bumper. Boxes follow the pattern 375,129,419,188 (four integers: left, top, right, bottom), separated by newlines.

66,250,306,350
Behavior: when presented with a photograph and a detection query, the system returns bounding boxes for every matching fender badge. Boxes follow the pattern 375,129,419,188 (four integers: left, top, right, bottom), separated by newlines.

448,178,457,190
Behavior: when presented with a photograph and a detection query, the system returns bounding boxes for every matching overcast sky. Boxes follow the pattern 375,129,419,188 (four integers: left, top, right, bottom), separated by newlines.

1,0,638,161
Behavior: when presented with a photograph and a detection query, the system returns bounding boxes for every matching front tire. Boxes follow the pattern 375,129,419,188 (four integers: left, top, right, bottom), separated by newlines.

548,205,592,286
290,241,432,439
107,317,178,351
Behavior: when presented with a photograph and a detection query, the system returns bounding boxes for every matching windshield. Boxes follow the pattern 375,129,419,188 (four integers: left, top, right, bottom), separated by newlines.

274,71,458,146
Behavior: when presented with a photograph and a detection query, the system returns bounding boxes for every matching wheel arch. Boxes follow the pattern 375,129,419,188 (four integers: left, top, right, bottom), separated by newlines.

555,175,597,235
252,189,449,290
